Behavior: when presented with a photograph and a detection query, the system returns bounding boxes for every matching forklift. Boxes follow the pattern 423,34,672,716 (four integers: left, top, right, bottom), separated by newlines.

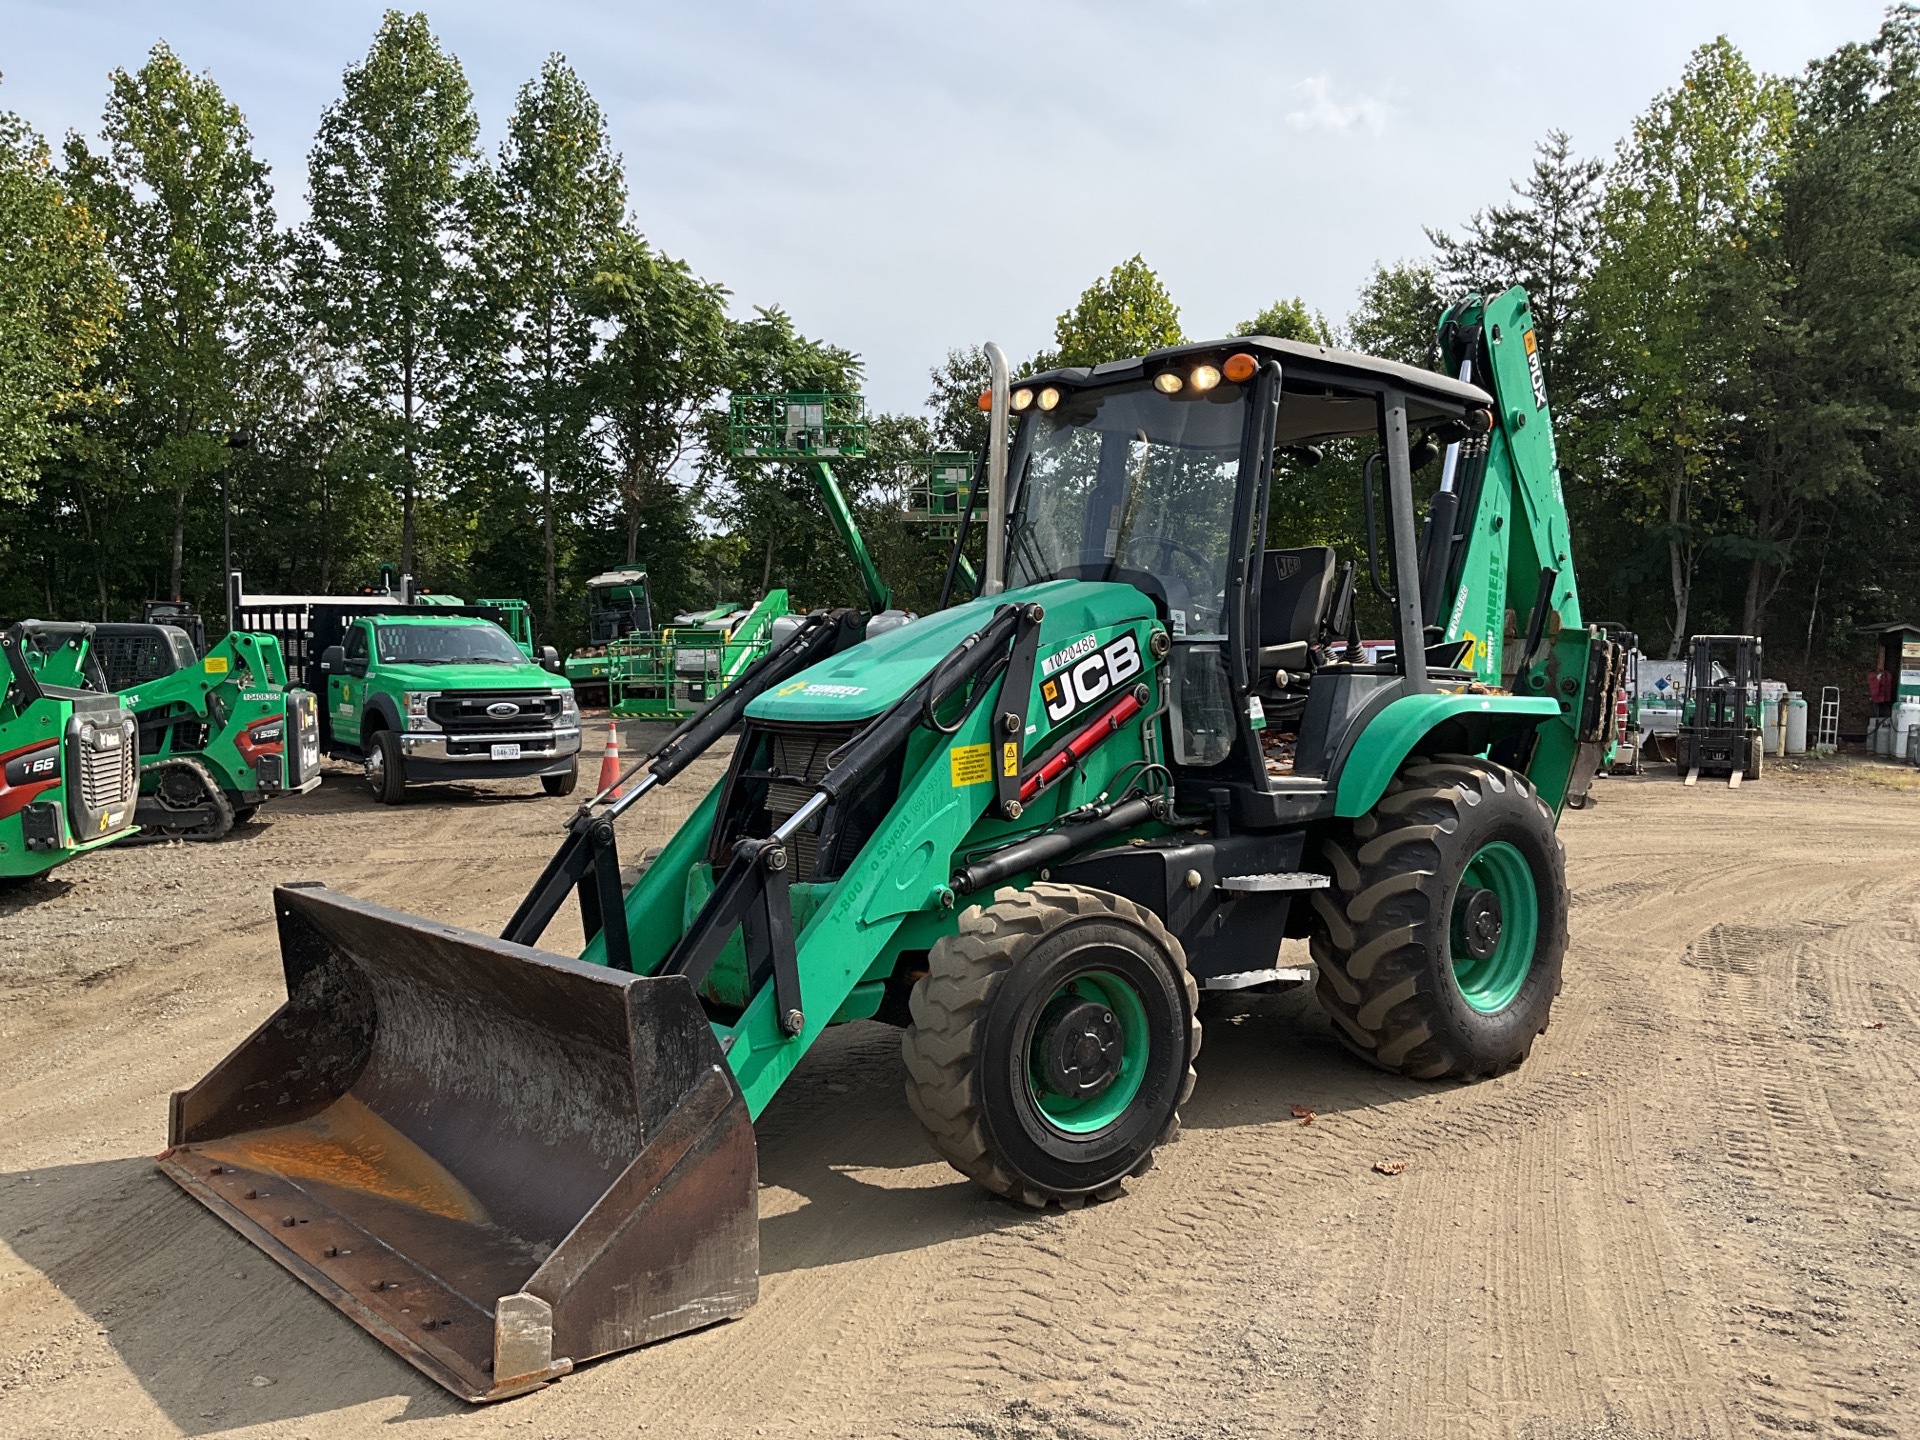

1675,634,1762,787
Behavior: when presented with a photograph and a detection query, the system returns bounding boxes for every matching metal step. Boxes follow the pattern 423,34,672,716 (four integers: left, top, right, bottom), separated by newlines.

1203,965,1314,991
1217,872,1331,894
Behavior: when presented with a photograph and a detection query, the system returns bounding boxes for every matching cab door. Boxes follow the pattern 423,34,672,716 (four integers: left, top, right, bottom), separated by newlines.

329,622,370,750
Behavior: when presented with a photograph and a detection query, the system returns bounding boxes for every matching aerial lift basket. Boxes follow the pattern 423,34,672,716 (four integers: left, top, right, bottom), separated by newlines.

156,883,757,1401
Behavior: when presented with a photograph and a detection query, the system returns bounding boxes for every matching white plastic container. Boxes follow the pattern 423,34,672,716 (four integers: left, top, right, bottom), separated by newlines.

1893,700,1920,762
1785,692,1808,755
1870,715,1890,755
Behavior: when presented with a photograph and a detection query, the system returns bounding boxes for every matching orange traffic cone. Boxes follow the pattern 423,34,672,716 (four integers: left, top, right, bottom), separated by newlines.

597,718,625,799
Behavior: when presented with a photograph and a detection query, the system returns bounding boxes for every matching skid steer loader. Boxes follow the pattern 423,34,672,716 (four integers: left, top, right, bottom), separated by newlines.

18,621,322,839
162,287,1619,1400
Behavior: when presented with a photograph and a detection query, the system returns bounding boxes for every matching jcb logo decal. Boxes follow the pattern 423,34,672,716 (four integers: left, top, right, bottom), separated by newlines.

1040,633,1141,724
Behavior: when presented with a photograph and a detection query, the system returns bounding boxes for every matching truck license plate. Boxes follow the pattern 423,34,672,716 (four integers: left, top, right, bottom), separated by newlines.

491,742,522,760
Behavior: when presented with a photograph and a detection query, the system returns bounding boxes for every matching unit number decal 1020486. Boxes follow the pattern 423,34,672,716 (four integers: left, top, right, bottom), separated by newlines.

1039,632,1142,725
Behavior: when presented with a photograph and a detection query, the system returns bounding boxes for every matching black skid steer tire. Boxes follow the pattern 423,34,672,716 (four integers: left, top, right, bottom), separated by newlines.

902,882,1199,1209
1311,755,1568,1081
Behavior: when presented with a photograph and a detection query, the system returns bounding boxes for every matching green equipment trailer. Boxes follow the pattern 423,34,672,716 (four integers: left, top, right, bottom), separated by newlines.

162,288,1621,1401
609,590,789,719
19,621,322,840
1,623,140,878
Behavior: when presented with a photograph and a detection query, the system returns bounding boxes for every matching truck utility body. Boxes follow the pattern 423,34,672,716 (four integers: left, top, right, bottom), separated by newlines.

234,592,580,801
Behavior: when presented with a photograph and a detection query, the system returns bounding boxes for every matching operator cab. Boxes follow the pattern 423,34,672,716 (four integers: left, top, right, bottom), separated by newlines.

1006,338,1494,828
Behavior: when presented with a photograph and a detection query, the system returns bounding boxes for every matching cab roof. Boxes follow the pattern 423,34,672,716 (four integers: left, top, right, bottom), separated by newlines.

1021,335,1493,421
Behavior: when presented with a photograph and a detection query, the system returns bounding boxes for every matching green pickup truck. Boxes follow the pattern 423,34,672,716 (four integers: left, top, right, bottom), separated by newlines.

234,588,581,804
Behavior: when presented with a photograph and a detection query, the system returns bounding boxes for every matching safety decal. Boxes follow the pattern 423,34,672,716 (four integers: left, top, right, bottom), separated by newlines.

204,655,229,674
949,744,991,787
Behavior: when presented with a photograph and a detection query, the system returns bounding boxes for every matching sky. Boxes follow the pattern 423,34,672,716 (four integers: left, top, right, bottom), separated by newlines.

0,1,1897,414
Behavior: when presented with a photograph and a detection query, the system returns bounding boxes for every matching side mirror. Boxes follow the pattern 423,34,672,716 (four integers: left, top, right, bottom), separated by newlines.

320,645,345,674
540,645,561,673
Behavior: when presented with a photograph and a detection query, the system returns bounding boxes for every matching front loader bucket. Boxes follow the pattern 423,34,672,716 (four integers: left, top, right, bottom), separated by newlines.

157,882,757,1402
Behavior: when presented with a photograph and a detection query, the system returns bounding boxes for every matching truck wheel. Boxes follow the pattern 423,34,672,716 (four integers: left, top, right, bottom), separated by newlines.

364,730,407,805
542,759,579,797
1311,755,1567,1080
902,883,1199,1209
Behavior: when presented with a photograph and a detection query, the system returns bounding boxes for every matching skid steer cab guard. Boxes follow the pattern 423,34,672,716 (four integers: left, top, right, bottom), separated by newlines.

165,287,1621,1403
159,883,755,1401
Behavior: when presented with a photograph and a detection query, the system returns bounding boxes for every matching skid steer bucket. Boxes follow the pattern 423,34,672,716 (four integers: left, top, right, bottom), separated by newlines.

157,883,757,1402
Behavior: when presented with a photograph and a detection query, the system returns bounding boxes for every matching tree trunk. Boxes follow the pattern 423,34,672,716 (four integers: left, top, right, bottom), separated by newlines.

401,361,417,582
1665,452,1690,659
170,485,188,601
760,535,774,595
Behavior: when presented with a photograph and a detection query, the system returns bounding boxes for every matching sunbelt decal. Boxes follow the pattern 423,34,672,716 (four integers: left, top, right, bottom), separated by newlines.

1039,632,1141,724
774,681,866,699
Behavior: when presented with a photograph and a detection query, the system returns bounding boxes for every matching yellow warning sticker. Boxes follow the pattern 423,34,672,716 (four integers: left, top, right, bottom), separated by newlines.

949,744,991,787
1002,741,1020,777
204,655,229,674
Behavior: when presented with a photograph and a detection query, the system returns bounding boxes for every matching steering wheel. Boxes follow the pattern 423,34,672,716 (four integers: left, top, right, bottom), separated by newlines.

1121,533,1213,577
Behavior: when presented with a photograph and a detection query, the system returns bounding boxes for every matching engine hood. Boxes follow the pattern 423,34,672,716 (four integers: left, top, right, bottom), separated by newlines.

744,579,1158,724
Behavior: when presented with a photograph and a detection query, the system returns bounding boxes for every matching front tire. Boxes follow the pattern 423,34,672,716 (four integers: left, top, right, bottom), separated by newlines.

542,759,579,797
365,730,408,805
1312,755,1568,1080
902,883,1199,1208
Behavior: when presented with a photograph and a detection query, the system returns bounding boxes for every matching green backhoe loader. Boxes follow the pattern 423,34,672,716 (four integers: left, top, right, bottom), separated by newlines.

162,287,1620,1400
1,624,140,879
18,622,322,840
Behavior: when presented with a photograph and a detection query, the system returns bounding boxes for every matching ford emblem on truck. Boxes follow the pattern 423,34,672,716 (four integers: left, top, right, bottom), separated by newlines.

486,701,519,718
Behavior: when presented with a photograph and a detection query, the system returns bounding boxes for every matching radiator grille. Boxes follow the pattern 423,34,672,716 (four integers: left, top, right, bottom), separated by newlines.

79,728,135,811
427,691,564,734
760,724,860,880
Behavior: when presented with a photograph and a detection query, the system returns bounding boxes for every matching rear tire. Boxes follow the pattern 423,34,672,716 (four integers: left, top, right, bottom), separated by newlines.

1311,755,1567,1080
365,730,407,805
542,759,579,797
902,883,1199,1208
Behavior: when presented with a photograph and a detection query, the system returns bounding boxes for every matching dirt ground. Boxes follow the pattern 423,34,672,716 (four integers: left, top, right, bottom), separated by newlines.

1,732,1916,1440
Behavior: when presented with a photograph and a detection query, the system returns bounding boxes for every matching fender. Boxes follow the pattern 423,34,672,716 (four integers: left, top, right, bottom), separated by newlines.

1333,692,1560,817
359,693,404,750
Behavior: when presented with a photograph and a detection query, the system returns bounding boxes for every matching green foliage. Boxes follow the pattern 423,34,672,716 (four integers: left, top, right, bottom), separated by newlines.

62,43,277,600
583,228,730,616
1347,262,1445,369
0,99,120,504
1034,255,1183,371
302,10,483,580
1236,297,1331,345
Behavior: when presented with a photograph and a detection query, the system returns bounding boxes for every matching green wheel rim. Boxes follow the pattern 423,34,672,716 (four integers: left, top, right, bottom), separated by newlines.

1450,840,1539,1014
1027,970,1150,1134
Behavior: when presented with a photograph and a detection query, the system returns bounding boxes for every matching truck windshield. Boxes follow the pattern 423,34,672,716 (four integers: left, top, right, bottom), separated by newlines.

376,623,524,666
1007,381,1248,636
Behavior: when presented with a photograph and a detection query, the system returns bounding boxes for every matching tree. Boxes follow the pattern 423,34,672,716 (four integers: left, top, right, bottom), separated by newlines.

303,10,483,581
1429,130,1603,396
1035,255,1182,370
1586,37,1794,654
486,55,626,631
585,227,729,581
62,43,276,600
1236,296,1331,345
701,307,865,608
1347,261,1445,368
0,97,119,504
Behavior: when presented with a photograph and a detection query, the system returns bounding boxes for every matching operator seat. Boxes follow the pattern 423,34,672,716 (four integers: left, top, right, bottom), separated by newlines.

1257,546,1337,676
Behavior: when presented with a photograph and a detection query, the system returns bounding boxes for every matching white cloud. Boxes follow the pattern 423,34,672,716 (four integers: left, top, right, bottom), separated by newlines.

1285,75,1390,134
